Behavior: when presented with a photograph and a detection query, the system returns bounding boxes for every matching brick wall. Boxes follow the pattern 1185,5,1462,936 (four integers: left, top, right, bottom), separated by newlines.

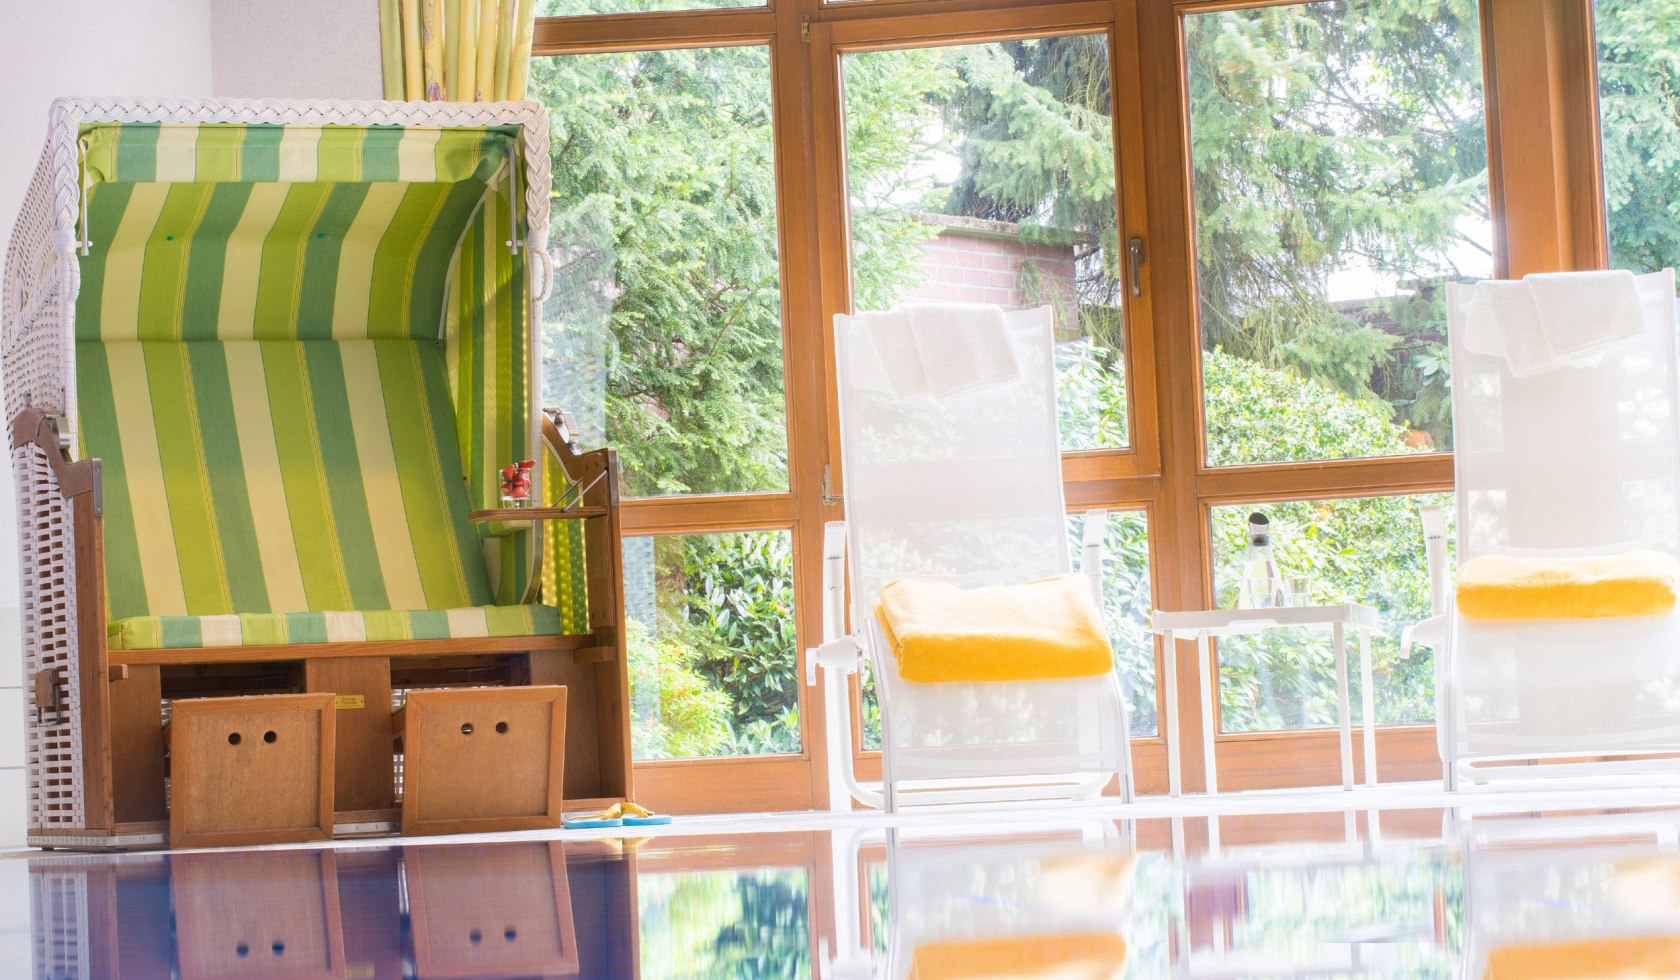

901,227,1080,310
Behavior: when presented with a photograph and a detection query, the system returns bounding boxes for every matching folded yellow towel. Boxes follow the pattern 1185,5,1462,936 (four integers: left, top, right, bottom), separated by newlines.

874,574,1112,683
908,932,1128,980
1455,551,1680,621
1484,936,1680,978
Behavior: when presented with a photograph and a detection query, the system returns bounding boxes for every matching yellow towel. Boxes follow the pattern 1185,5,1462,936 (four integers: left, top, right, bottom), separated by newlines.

908,932,1127,980
874,575,1112,683
1484,936,1680,978
1455,551,1680,621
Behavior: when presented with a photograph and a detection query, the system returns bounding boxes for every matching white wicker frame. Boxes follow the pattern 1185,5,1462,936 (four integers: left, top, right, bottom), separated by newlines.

2,97,554,846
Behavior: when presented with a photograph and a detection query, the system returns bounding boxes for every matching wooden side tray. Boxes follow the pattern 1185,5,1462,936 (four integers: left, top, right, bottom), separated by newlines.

395,686,567,835
167,693,336,849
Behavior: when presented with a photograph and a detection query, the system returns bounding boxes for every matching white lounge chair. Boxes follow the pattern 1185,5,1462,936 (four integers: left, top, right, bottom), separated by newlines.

1423,269,1680,789
807,304,1135,810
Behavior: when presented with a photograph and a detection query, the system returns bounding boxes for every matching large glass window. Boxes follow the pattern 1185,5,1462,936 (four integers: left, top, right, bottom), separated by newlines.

1210,494,1451,733
625,531,801,759
841,35,1131,451
1595,0,1680,275
1185,1,1491,463
533,46,787,497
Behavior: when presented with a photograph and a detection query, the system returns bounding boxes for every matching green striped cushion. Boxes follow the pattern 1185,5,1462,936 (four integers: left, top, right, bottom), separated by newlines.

107,604,561,651
77,338,494,621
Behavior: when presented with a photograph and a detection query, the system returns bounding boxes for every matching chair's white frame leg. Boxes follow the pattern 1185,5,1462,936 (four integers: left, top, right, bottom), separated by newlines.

823,828,873,979
1440,628,1459,793
1333,621,1353,791
1082,508,1135,804
1171,816,1190,970
1197,631,1217,796
1359,625,1378,788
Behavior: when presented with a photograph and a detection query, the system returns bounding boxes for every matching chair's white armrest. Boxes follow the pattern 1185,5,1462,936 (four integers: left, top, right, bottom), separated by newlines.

806,637,862,686
1402,614,1448,656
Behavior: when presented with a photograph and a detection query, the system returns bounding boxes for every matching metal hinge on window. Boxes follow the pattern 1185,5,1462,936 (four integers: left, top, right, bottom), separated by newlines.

822,464,841,506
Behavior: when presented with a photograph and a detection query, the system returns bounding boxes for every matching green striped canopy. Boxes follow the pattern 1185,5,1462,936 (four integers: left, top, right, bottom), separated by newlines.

70,121,587,638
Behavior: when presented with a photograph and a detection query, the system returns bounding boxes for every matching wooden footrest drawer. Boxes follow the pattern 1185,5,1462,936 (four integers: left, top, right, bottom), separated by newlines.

394,685,567,835
166,693,337,848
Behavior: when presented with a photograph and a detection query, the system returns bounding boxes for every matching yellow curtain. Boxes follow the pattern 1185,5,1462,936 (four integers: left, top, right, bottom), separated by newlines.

379,0,539,101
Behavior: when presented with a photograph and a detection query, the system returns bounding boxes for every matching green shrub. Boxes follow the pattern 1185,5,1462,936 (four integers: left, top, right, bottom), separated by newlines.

627,620,735,760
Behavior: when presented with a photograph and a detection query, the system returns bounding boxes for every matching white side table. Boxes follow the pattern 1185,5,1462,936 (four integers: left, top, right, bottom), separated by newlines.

1151,604,1383,797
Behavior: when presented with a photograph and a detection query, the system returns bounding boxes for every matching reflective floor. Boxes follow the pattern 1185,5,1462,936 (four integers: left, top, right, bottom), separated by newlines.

16,798,1680,977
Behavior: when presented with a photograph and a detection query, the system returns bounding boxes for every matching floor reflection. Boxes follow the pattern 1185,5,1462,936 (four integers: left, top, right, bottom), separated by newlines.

26,804,1680,977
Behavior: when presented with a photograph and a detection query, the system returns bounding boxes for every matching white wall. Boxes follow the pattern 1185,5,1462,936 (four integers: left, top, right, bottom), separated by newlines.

211,0,382,100
0,0,216,847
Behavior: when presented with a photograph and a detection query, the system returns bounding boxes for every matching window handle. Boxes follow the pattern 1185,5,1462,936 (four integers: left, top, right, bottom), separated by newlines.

1128,236,1145,297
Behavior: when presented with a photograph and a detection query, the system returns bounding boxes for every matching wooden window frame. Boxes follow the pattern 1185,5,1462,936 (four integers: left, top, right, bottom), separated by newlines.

533,0,1610,809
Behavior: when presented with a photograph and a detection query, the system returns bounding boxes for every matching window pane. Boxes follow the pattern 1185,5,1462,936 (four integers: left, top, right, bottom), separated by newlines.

858,511,1154,749
624,531,801,759
841,37,1131,451
1596,1,1680,275
533,47,787,497
539,0,760,18
1186,2,1491,465
1210,494,1453,733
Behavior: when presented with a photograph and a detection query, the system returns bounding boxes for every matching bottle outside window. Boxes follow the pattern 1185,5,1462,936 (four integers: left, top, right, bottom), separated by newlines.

1238,512,1292,609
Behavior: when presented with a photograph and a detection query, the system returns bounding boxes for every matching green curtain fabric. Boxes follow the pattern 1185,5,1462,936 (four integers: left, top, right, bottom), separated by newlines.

379,0,539,102
68,120,580,632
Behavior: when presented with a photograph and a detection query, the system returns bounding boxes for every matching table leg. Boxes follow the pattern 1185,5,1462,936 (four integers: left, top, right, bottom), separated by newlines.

1198,632,1218,796
1333,622,1353,791
1359,627,1378,788
1163,630,1181,798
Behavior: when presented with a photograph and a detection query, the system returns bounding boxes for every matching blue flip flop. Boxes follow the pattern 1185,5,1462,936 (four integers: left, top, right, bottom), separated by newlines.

622,813,673,826
562,812,624,829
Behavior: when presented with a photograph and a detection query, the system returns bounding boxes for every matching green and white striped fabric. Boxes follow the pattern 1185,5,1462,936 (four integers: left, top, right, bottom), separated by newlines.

109,605,561,652
80,339,499,616
76,124,516,343
67,121,575,641
443,173,534,605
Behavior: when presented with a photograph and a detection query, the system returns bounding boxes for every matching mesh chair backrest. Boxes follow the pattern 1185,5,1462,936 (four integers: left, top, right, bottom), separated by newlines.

1447,270,1680,560
833,307,1069,620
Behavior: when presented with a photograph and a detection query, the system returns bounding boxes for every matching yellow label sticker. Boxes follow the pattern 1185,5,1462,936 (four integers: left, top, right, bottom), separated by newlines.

335,694,365,710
